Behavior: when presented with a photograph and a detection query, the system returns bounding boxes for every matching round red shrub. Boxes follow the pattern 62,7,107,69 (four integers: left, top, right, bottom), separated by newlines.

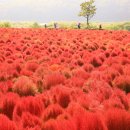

45,73,65,89
25,61,39,72
105,108,130,130
0,114,17,130
12,76,38,96
21,112,42,129
73,111,107,130
42,104,63,121
1,92,19,119
13,96,44,122
113,75,130,93
42,119,59,130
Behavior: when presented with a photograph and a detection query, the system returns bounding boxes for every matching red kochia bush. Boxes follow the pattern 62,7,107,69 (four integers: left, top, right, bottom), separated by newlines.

0,114,17,130
42,118,76,130
72,68,89,80
42,119,59,130
45,73,65,89
1,92,19,119
112,88,129,110
127,93,130,109
83,63,94,73
67,77,85,88
12,76,38,96
113,75,130,93
57,90,70,108
56,119,76,130
103,97,126,110
22,126,41,130
42,104,63,121
83,79,112,102
21,112,42,129
73,111,107,130
50,85,71,108
25,61,39,72
105,108,130,130
20,68,33,77
123,65,130,76
13,96,44,122
90,56,103,67
0,80,13,93
67,102,89,117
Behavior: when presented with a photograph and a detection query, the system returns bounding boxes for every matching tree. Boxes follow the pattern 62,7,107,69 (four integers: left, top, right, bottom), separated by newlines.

31,22,41,28
79,0,96,28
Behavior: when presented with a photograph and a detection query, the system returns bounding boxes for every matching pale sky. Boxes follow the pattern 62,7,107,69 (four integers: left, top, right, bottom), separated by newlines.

0,0,130,22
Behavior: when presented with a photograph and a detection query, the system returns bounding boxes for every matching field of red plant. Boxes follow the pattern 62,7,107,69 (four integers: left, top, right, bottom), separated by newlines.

0,28,130,130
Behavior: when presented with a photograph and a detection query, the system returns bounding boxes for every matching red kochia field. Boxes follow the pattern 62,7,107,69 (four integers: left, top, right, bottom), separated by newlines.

0,28,130,130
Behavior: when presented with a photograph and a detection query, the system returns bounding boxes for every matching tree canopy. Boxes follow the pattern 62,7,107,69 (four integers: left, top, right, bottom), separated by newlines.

79,0,96,27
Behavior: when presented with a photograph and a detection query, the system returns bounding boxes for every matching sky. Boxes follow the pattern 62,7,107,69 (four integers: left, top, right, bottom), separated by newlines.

0,0,130,22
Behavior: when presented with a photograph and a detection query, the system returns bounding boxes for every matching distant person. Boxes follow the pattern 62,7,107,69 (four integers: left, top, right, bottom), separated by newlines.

54,23,58,29
44,24,47,28
99,24,102,30
77,22,81,29
54,23,56,28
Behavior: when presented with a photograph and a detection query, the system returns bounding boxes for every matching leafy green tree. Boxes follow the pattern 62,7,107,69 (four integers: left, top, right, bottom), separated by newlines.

31,22,41,28
79,0,96,27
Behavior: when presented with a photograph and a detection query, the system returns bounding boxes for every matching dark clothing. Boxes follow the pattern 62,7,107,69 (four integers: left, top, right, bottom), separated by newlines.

78,23,81,29
99,24,102,30
45,24,47,28
54,23,58,29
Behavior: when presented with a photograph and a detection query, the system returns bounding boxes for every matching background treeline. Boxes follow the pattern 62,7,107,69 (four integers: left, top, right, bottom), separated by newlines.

0,21,130,31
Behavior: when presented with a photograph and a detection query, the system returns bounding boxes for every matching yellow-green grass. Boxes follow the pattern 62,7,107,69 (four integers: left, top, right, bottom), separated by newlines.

0,21,130,31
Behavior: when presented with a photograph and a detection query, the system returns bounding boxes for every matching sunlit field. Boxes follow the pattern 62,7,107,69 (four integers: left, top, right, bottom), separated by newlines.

0,21,130,31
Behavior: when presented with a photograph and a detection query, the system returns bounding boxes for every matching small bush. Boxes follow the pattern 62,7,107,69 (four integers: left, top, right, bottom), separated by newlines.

42,119,59,130
113,75,130,93
73,112,107,130
42,104,63,121
57,91,70,108
1,93,19,119
105,108,130,130
45,73,65,89
31,22,41,28
12,76,38,96
13,96,44,122
21,112,42,129
25,61,39,72
0,114,17,130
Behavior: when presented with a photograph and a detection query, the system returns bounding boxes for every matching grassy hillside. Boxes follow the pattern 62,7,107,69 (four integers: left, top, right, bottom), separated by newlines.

0,21,130,31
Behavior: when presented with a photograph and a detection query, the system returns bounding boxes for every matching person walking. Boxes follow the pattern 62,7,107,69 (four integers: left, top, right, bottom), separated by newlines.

78,22,81,29
99,24,102,30
54,23,58,29
44,24,47,28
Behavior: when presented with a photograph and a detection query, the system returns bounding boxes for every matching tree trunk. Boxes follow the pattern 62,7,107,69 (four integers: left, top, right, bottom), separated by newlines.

87,16,89,28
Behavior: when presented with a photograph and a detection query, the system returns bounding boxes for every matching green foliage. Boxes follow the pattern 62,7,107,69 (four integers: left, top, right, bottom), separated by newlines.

0,22,11,28
102,22,130,31
79,0,96,26
123,22,130,31
81,22,98,29
31,22,41,28
0,21,130,31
